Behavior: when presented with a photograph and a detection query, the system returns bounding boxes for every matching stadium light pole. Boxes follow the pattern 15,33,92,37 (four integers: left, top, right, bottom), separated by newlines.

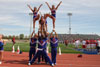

67,13,72,34
29,13,33,37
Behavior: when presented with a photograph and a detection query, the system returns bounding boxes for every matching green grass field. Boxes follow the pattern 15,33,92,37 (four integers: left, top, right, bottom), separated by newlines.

4,42,82,54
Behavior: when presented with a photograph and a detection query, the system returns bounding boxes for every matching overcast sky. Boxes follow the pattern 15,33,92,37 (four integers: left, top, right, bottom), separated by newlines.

0,0,100,36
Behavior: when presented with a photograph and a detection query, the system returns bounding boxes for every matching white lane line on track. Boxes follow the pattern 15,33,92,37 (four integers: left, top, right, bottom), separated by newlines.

57,60,100,62
58,64,100,66
0,66,8,67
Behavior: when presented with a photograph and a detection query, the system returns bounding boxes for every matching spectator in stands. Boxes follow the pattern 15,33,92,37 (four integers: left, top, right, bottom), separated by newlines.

97,39,100,54
75,39,80,49
64,40,68,47
82,39,86,50
86,39,90,51
12,36,16,46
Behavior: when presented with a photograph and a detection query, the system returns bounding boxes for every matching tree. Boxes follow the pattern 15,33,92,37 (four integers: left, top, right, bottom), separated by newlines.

8,35,13,39
19,34,24,39
15,36,19,39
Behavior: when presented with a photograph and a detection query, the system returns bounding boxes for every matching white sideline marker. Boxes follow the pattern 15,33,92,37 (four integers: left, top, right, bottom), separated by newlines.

12,45,15,53
17,45,20,54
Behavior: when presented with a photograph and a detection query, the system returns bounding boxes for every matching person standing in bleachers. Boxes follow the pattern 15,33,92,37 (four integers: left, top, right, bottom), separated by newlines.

82,39,86,50
97,39,100,54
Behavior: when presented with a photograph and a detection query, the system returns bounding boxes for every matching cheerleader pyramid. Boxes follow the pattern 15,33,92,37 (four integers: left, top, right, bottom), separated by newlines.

27,1,62,66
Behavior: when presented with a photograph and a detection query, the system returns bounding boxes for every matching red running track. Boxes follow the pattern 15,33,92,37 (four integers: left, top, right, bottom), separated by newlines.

0,51,100,67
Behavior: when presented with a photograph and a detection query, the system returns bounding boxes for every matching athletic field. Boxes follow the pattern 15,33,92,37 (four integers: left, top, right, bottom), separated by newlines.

4,42,82,54
0,51,100,67
2,42,100,67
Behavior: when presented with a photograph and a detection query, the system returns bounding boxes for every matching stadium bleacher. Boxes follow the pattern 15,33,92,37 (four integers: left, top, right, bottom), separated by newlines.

57,34,100,43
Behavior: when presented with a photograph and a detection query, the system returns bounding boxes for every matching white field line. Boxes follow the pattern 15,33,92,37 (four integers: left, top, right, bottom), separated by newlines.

57,59,100,62
58,64,100,66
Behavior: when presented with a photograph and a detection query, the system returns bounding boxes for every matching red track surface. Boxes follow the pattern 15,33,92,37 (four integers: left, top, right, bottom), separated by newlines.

0,51,100,67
